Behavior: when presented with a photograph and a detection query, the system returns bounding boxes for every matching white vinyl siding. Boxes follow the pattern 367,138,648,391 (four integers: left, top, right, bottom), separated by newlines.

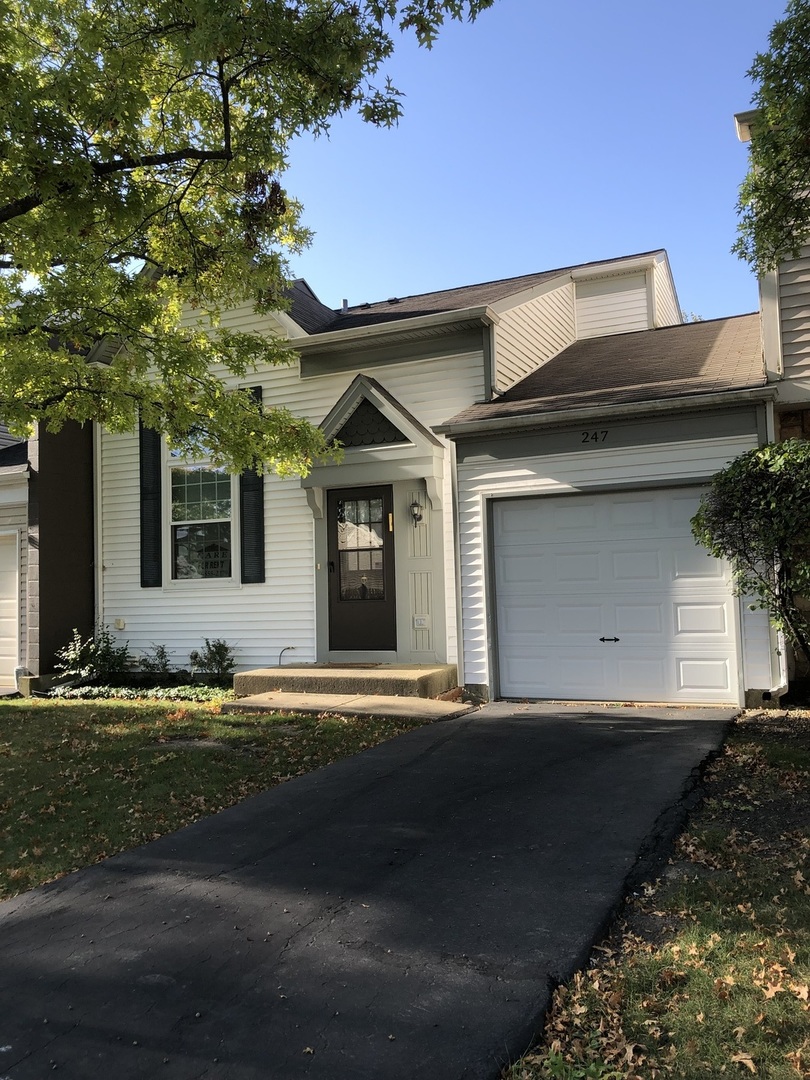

99,345,484,670
653,262,681,327
456,433,774,700
575,273,650,339
494,283,576,391
0,503,26,680
778,250,810,385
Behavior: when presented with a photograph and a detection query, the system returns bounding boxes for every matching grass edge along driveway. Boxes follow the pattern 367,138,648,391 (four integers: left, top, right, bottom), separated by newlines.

0,697,432,901
506,709,810,1080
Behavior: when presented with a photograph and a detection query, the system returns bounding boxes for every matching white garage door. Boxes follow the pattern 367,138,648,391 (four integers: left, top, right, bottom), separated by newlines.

0,534,18,688
493,489,739,704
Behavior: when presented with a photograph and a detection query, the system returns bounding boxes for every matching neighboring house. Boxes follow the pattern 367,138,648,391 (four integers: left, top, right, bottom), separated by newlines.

736,110,810,680
92,247,780,706
0,423,95,688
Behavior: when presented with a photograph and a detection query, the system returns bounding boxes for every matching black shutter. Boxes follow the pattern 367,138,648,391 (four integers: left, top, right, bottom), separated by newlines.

139,422,162,588
240,387,266,584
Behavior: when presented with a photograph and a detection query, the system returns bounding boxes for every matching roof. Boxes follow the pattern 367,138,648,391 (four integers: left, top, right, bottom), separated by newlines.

287,280,338,334
441,314,766,430
0,425,26,466
297,251,666,335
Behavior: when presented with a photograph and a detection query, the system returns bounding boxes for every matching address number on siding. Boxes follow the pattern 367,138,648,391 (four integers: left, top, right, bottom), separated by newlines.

581,430,609,444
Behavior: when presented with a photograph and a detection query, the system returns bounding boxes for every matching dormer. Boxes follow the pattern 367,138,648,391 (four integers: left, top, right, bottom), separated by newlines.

572,251,681,339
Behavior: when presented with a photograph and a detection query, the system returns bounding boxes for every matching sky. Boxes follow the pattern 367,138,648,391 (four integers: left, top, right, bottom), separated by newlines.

285,0,788,322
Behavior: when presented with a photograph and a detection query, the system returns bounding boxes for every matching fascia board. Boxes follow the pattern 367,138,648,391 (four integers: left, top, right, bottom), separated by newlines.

272,310,310,338
569,253,662,282
487,274,572,314
435,386,778,438
654,251,683,325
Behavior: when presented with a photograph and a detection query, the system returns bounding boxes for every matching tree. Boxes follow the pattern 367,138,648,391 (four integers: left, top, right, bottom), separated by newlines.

691,440,810,669
0,0,494,473
734,0,810,277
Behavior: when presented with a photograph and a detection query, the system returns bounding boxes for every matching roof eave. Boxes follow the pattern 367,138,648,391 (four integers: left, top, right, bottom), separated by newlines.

293,305,500,351
435,384,777,438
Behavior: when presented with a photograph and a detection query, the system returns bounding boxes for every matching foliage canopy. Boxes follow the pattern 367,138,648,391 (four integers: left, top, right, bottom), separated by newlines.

691,439,810,668
734,0,810,276
0,0,493,471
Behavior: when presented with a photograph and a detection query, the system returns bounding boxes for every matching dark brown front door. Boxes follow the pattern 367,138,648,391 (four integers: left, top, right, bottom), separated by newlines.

327,486,396,652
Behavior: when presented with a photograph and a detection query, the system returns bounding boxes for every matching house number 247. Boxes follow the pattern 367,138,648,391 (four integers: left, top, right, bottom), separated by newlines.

581,430,608,444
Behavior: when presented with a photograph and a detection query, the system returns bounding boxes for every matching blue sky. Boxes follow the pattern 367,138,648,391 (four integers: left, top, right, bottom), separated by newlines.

285,0,787,321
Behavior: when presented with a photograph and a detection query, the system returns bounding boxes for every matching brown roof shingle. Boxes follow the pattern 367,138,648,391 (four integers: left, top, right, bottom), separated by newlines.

442,314,766,429
301,251,666,334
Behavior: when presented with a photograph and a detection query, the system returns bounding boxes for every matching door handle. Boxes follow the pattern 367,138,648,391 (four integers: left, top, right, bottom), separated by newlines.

328,561,335,573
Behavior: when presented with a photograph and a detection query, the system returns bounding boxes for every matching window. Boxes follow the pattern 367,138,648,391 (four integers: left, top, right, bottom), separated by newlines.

169,456,233,580
139,393,265,589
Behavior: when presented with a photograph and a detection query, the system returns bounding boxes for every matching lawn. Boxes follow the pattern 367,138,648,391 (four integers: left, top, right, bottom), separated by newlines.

0,697,430,901
506,709,810,1080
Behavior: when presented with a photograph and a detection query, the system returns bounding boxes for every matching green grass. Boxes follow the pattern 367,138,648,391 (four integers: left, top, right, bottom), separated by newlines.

507,712,810,1080
0,697,430,900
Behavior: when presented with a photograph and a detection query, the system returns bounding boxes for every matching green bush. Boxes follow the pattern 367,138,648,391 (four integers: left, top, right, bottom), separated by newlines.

49,684,234,702
54,625,132,681
189,638,237,680
139,643,174,676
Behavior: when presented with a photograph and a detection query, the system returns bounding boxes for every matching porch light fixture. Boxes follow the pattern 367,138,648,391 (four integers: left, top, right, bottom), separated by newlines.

410,500,423,525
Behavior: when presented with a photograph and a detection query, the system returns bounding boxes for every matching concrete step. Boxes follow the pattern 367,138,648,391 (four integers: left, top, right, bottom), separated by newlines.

224,691,474,721
233,663,458,699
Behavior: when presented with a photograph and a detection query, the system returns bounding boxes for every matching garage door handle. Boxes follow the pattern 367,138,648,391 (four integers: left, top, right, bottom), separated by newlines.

599,636,620,643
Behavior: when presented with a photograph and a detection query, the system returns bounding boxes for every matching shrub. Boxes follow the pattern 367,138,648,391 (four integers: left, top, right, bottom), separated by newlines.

189,638,237,680
54,625,132,681
139,643,174,676
692,439,810,667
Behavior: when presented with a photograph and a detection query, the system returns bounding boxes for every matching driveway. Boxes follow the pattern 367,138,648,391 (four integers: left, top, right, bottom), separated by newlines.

0,703,733,1079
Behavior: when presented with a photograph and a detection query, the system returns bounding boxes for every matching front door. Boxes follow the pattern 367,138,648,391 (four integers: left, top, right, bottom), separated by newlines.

327,486,396,652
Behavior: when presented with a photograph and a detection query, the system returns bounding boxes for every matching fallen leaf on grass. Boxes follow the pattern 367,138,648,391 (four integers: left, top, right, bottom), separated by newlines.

731,1052,757,1073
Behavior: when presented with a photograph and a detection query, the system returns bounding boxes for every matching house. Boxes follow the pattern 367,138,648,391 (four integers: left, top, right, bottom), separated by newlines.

0,423,95,689
436,314,777,705
93,247,780,706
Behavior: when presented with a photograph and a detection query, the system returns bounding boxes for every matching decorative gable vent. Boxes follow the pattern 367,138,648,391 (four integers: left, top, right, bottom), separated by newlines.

331,398,409,448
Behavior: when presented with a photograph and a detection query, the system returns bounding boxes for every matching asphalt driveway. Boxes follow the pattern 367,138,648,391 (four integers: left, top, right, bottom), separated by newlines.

0,703,733,1079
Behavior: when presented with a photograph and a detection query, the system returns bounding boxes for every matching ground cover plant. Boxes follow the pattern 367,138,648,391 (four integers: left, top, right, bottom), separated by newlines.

0,698,430,901
506,709,810,1080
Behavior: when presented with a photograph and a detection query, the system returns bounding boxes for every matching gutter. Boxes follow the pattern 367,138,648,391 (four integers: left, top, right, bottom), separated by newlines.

0,465,30,483
435,385,778,438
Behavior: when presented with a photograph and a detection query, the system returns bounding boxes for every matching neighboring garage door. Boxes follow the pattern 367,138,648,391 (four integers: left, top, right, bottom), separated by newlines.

0,534,18,688
493,488,739,704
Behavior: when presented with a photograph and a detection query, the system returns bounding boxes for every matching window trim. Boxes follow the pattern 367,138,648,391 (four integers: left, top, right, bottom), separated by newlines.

162,443,241,587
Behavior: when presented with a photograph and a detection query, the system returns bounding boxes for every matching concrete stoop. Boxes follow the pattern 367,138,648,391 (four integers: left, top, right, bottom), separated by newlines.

233,663,458,700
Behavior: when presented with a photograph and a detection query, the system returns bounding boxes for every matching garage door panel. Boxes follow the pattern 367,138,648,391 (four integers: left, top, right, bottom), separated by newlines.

611,549,662,582
675,603,728,635
616,657,668,696
555,552,601,582
499,598,549,636
614,603,663,635
673,547,728,581
676,657,733,693
493,491,739,704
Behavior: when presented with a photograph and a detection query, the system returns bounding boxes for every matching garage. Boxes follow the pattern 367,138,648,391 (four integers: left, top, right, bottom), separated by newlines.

0,533,18,687
493,488,739,704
